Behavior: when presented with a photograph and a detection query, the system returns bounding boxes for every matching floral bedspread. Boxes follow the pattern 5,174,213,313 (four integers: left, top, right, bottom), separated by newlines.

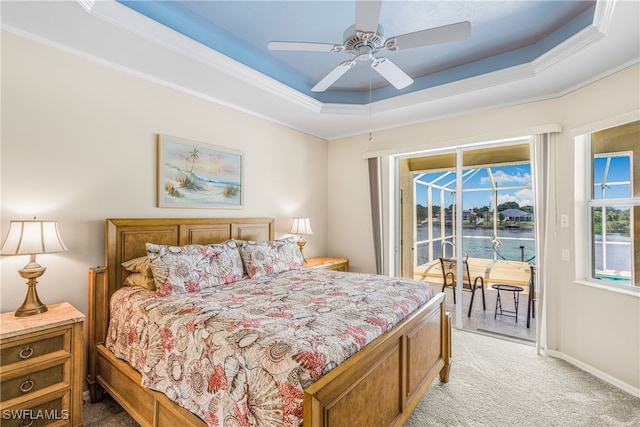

106,268,434,427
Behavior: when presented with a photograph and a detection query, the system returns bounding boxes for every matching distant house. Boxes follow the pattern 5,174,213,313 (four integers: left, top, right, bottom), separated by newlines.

500,208,533,222
437,209,474,224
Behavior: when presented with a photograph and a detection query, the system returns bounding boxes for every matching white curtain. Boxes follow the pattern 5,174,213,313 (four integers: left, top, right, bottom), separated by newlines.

368,157,383,275
531,133,555,355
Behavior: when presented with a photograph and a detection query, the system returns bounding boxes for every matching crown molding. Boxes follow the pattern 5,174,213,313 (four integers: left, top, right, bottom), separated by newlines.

82,0,323,113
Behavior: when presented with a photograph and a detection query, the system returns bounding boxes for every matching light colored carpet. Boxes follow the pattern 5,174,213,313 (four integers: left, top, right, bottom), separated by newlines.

405,329,639,427
83,393,138,427
84,329,639,426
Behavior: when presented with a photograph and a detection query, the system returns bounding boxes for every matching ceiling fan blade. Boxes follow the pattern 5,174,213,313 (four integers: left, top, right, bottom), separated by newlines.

370,57,413,89
356,0,382,33
311,60,356,92
268,41,343,52
387,21,471,50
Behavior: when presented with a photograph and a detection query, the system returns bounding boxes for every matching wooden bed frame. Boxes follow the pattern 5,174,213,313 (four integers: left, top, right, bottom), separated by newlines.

86,217,452,427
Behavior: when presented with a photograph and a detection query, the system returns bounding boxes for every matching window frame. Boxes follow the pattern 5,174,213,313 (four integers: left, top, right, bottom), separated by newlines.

583,131,639,292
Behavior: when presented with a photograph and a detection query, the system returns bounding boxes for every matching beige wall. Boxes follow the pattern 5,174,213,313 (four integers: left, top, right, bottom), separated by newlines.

0,32,328,317
328,64,640,393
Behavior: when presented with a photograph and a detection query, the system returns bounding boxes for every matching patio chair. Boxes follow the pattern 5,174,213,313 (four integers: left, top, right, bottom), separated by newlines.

527,265,536,328
439,257,486,317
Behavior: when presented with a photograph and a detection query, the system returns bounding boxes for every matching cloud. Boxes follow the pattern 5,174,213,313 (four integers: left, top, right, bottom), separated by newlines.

497,188,533,207
481,170,532,185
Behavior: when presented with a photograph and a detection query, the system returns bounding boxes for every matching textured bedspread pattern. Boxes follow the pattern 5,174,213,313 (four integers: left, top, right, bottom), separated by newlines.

106,268,434,427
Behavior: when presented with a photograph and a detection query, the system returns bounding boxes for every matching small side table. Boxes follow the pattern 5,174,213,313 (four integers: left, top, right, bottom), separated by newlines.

305,257,349,272
492,284,524,323
0,302,85,426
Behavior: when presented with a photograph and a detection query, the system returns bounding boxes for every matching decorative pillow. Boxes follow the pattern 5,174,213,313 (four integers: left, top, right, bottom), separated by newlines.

146,240,244,297
237,237,304,278
123,272,156,291
121,256,153,277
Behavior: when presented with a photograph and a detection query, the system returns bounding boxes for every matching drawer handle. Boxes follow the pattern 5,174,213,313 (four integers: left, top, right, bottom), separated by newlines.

20,419,34,427
19,346,34,359
19,379,34,393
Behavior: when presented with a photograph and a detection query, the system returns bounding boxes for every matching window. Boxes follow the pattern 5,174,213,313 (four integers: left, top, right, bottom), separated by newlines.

588,121,639,287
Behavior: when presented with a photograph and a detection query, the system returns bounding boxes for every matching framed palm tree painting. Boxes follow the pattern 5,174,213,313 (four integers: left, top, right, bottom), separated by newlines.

157,134,243,208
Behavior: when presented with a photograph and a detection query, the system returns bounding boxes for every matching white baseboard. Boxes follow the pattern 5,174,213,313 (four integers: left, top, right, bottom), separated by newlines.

546,349,640,398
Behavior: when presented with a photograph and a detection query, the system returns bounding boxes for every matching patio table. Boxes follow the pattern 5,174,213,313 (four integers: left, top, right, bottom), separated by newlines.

492,284,525,323
416,257,531,288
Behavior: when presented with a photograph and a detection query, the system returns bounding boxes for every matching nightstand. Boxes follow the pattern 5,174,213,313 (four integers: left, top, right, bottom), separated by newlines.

0,303,84,427
305,257,349,272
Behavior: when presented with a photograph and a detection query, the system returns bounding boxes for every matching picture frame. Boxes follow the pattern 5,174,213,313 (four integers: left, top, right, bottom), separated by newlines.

157,135,243,208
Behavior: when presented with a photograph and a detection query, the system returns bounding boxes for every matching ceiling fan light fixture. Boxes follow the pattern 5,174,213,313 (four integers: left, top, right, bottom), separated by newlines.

356,45,373,61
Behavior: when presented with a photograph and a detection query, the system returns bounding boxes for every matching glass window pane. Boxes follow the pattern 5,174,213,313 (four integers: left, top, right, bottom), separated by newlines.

591,206,632,284
416,241,429,266
592,154,632,200
593,157,606,199
412,157,537,277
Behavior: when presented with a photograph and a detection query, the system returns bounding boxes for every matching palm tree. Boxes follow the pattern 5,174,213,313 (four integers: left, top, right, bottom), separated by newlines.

187,148,200,173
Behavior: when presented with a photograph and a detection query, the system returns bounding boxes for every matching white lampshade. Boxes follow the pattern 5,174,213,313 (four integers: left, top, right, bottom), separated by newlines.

289,217,313,235
0,220,68,256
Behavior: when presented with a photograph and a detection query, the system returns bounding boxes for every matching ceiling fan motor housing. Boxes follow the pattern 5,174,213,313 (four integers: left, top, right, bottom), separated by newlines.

343,24,386,61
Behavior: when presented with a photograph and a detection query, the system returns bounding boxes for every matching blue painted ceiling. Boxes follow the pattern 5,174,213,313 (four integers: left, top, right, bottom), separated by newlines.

4,0,635,139
117,1,596,105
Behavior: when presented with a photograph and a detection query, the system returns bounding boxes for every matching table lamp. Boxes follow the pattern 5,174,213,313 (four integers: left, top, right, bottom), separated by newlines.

289,217,313,261
0,218,68,316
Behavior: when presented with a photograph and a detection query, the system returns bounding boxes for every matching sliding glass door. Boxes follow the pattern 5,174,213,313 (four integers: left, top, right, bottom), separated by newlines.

399,139,537,340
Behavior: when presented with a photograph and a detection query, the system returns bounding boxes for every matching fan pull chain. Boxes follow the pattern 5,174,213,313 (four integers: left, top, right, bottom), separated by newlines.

369,66,373,141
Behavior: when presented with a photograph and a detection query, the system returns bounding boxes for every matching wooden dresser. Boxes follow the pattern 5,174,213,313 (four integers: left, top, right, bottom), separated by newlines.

0,303,84,427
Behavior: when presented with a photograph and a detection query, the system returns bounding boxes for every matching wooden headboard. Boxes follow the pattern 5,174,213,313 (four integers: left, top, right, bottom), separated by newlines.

105,217,274,299
87,217,274,401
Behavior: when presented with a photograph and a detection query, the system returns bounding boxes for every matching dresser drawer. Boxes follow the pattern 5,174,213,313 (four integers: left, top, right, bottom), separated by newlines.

1,359,69,403
0,329,70,368
1,389,70,427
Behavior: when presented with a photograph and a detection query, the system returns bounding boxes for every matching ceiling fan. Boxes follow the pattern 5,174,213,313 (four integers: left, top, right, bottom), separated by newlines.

267,0,471,92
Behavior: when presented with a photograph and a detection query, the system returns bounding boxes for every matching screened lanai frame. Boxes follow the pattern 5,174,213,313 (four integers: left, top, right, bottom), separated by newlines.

413,162,535,269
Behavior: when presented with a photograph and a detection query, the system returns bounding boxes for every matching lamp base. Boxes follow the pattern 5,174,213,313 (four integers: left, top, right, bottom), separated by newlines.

15,300,48,317
296,238,307,263
15,262,47,317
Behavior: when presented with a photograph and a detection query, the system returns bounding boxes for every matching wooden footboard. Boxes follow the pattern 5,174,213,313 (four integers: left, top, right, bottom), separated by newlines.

303,292,450,427
86,218,452,427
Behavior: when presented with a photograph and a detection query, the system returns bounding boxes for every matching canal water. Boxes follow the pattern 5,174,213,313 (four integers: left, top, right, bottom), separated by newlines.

417,225,535,265
417,225,631,274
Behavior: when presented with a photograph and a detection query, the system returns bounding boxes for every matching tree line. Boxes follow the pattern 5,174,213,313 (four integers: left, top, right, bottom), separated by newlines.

417,201,534,224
